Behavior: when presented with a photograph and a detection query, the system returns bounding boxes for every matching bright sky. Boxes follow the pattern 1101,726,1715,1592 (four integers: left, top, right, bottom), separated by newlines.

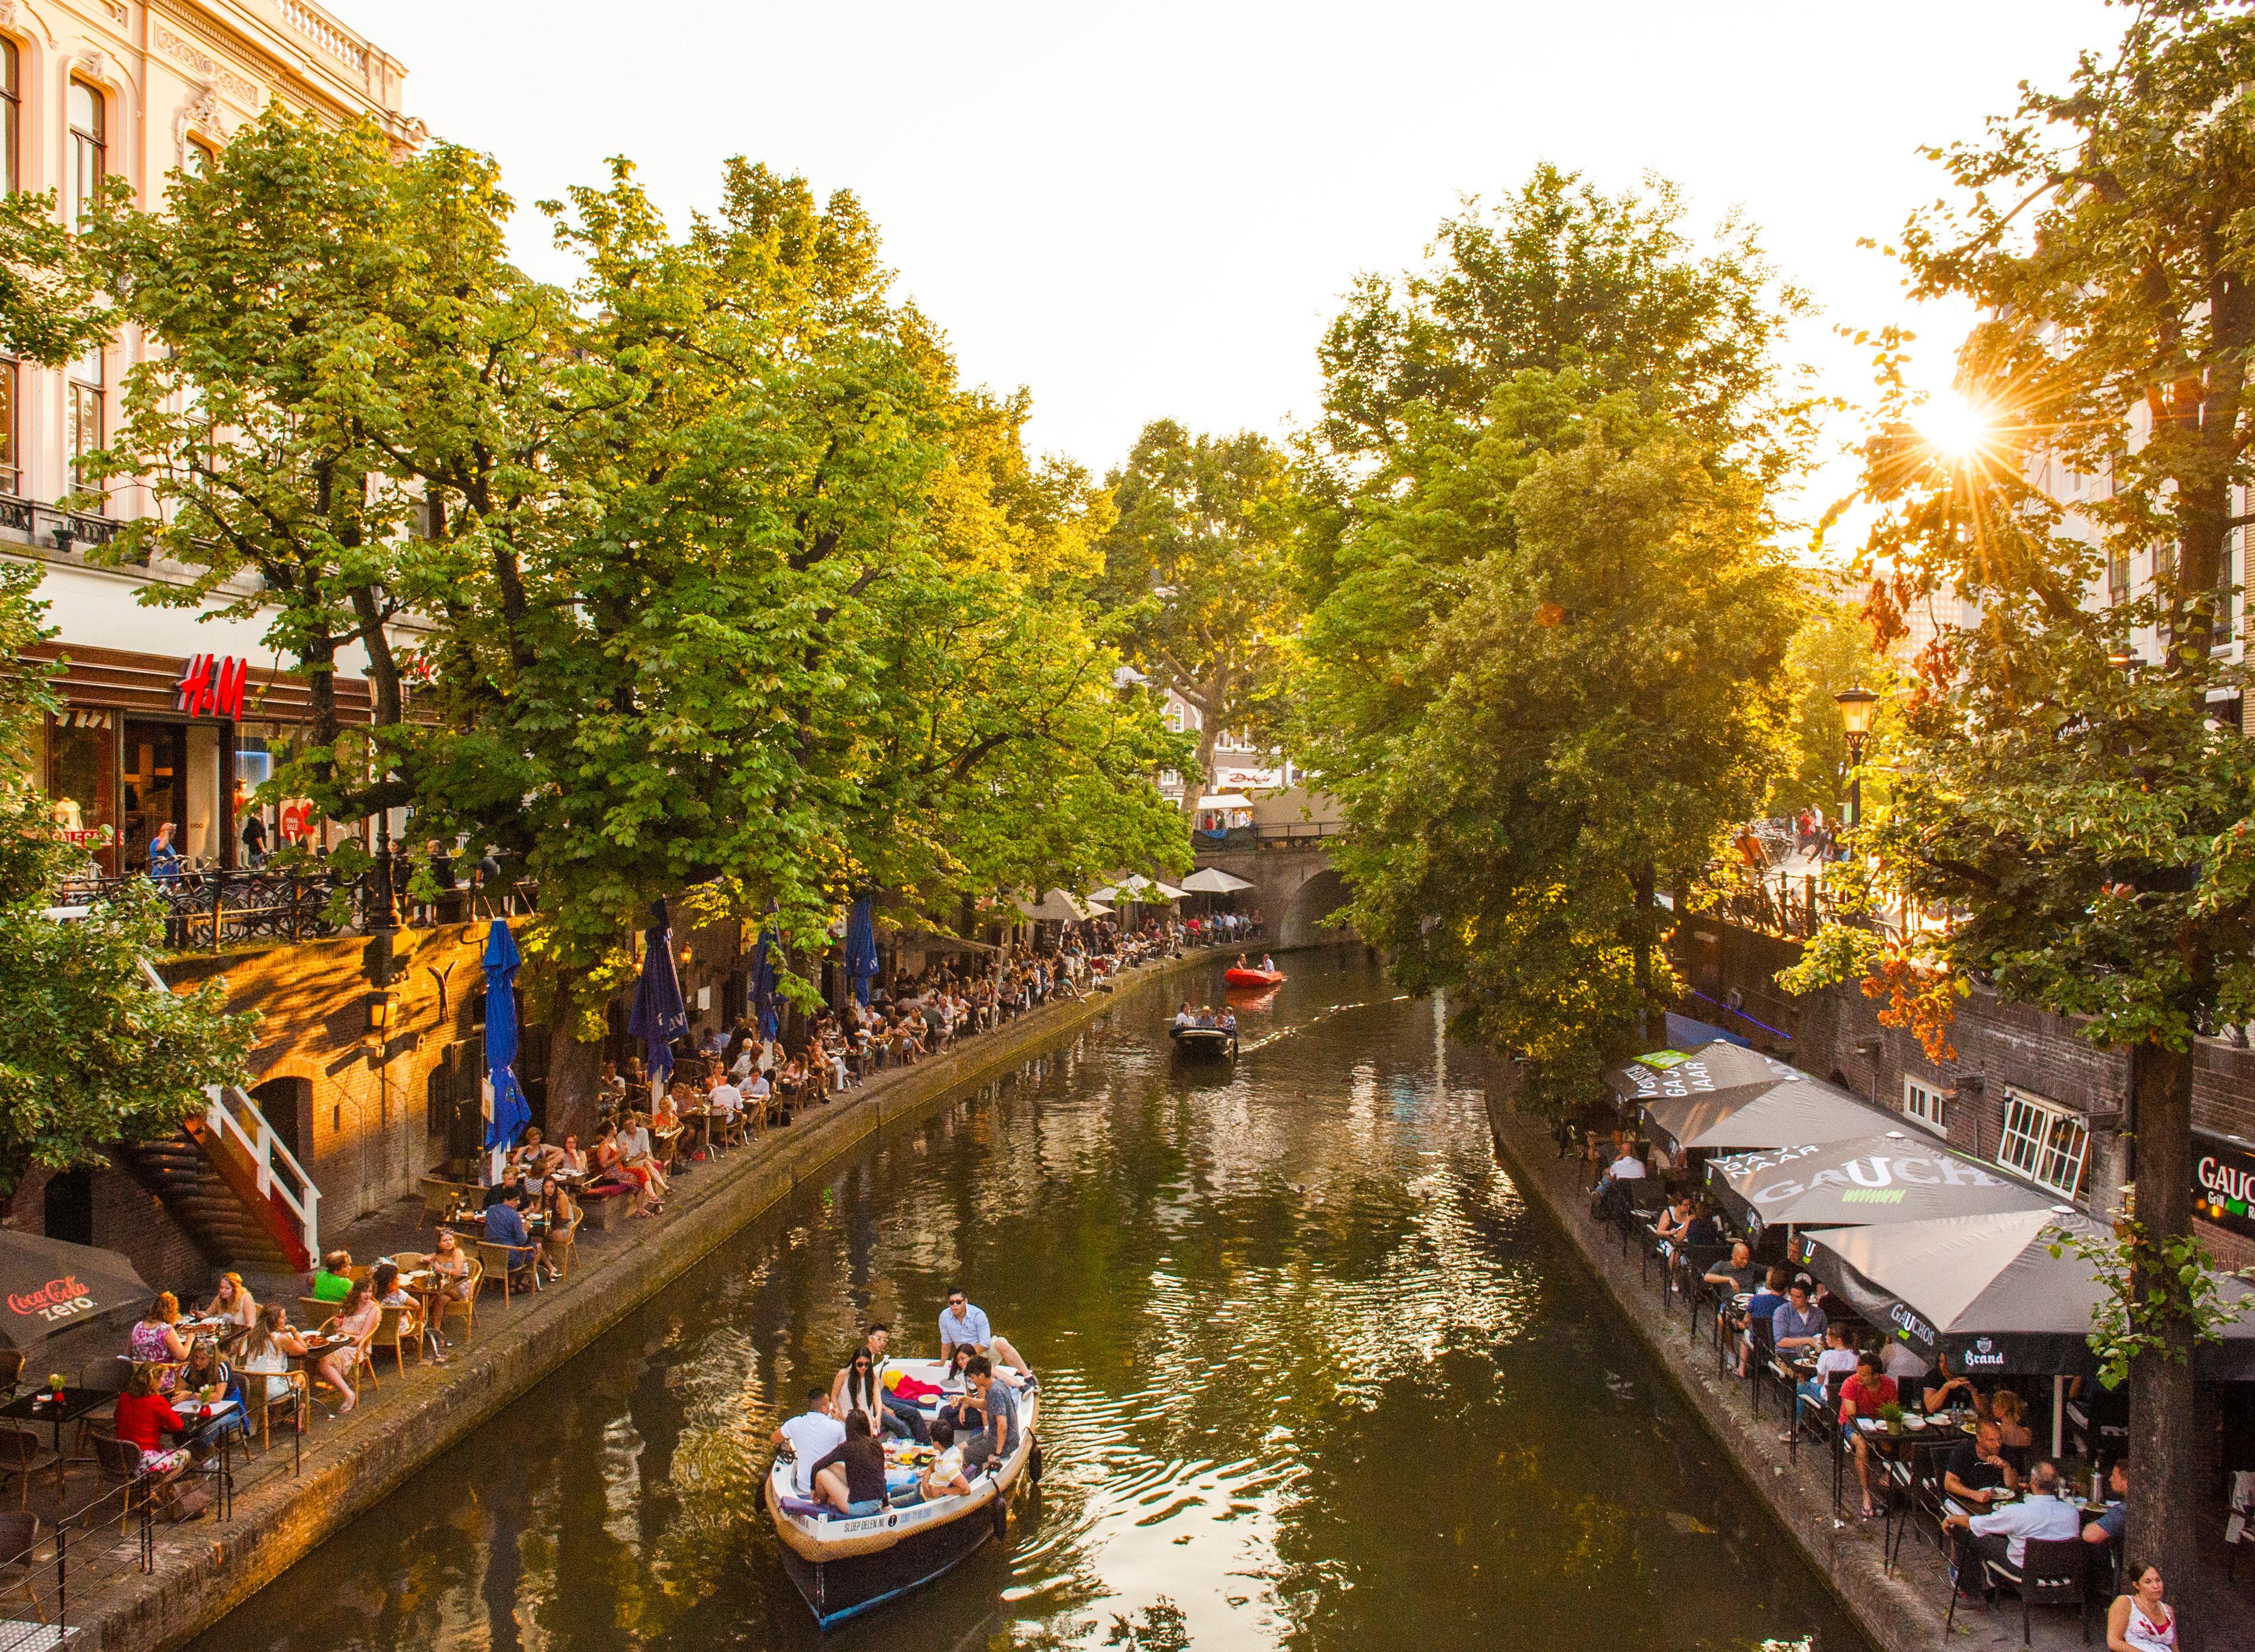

327,0,2121,534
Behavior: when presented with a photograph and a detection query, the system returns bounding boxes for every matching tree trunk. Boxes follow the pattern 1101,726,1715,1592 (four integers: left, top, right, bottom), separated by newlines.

2124,1037,2205,1643
545,1016,605,1147
1631,864,1657,1050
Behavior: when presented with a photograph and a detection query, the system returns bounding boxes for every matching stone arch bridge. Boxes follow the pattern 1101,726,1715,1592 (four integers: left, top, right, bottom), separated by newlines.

1191,829,1351,950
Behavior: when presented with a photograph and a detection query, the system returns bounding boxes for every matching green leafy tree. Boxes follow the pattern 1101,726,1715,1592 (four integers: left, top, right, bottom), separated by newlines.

1784,1,2255,1596
1315,387,1795,1108
0,565,253,1203
1299,172,1808,1103
1094,420,1299,812
78,120,1183,1127
1766,591,1895,822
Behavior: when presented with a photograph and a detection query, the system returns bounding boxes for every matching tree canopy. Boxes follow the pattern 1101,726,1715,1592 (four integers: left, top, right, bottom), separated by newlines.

1785,0,2255,1596
1298,171,1807,1105
65,114,1185,1080
1093,420,1300,810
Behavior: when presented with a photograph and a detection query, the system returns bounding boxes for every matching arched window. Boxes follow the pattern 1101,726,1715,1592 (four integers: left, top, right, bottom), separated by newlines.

0,40,19,195
185,137,215,178
68,79,104,230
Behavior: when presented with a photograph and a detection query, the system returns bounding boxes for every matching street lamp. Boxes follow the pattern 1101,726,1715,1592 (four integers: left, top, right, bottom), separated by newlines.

1834,685,1879,828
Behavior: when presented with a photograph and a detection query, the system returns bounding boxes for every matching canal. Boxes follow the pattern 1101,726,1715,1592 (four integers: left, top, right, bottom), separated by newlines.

196,949,1869,1652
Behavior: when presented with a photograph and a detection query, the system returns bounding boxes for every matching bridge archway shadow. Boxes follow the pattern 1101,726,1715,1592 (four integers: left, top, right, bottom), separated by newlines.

1278,867,1351,950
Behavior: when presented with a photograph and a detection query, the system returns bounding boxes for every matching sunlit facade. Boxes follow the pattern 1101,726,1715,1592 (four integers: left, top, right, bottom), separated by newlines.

5,0,420,874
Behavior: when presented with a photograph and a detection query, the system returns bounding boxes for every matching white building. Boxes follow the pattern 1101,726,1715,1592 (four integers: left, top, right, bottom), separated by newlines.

1153,685,1297,817
7,1,418,875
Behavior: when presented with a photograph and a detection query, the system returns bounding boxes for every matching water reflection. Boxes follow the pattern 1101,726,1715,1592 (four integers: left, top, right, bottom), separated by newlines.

196,950,1864,1652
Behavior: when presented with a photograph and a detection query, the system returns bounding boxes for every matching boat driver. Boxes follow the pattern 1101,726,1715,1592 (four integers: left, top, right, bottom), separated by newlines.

771,1388,845,1497
1173,1001,1194,1029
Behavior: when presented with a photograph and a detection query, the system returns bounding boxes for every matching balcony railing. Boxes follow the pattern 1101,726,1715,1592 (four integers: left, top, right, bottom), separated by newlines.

57,852,534,953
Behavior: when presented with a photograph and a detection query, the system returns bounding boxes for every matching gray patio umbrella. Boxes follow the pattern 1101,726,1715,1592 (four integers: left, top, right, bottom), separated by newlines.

1791,1208,2255,1379
1705,1132,2057,1241
1643,1076,1887,1159
1605,1040,1802,1108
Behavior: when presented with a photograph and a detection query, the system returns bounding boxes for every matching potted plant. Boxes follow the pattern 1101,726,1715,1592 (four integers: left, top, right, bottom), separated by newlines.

1879,1400,1906,1436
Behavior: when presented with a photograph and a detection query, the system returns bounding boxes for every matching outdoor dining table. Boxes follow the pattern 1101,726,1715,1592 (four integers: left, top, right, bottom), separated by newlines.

163,1394,240,1519
0,1384,111,1451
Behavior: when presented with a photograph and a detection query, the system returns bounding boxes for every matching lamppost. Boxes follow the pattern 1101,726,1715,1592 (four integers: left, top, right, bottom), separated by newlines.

1834,685,1878,828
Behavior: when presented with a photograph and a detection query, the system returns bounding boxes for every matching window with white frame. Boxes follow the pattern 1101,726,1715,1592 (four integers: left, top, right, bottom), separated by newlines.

67,80,104,232
1996,1088,2090,1200
65,343,102,502
1902,1074,1947,1135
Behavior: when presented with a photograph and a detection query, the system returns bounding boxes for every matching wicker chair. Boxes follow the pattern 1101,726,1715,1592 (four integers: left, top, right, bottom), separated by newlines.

250,1369,308,1452
546,1219,580,1282
0,1510,45,1625
371,1302,421,1377
299,1296,344,1329
477,1241,534,1305
0,1429,55,1509
439,1259,482,1343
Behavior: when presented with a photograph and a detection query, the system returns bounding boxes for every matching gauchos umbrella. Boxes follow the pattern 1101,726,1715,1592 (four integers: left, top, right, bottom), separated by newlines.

1791,1209,2255,1379
0,1231,149,1349
1644,1077,1883,1159
1706,1133,2056,1239
1605,1041,1799,1108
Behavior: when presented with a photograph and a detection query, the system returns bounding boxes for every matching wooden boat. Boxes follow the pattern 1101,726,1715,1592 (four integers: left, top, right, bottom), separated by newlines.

1169,1024,1237,1057
766,1360,1041,1629
1223,966,1284,988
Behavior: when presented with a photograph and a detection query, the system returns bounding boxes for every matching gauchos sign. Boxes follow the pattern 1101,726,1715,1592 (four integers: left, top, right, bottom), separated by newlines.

2196,1132,2255,1239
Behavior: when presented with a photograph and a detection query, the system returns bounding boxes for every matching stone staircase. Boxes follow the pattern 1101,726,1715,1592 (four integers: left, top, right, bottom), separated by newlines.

113,1085,320,1275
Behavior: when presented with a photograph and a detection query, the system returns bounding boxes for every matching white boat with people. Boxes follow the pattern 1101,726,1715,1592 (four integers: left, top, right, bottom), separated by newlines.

766,1311,1042,1629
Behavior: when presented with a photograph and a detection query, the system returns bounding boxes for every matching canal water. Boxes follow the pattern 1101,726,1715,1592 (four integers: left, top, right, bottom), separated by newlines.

195,950,1867,1652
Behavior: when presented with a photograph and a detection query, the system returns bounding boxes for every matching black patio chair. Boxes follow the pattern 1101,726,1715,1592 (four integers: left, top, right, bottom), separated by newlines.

1953,1535,2089,1645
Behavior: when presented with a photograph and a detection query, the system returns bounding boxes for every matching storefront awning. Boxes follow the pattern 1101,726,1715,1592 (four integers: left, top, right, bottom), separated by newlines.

22,641,376,725
1706,1132,2057,1239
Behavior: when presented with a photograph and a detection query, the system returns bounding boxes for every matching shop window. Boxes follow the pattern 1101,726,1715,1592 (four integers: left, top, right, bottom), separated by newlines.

46,709,116,872
120,719,187,873
66,344,102,503
1996,1087,2090,1201
68,79,104,231
1902,1074,1947,1135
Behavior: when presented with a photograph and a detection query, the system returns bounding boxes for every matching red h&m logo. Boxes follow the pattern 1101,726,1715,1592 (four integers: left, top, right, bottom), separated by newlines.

176,654,247,719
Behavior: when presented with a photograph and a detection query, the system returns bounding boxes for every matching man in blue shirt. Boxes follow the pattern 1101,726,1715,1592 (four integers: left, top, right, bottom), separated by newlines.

484,1189,543,1290
1738,1266,1789,1377
2083,1458,2128,1547
147,822,182,882
1771,1279,1827,1357
939,1289,1032,1377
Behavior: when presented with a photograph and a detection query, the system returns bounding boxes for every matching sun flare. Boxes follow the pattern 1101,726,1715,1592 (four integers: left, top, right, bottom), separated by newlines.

1915,391,1996,460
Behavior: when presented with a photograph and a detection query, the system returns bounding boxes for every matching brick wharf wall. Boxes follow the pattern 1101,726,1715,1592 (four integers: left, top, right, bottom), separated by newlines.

1674,914,2255,1275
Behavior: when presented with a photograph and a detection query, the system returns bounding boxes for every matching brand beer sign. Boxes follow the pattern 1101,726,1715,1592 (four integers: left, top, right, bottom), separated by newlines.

175,653,248,719
8,1273,94,1326
2196,1132,2255,1239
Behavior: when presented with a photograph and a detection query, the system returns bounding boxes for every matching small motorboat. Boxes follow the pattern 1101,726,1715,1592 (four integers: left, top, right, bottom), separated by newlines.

767,1359,1041,1628
1223,966,1284,988
1168,1023,1238,1059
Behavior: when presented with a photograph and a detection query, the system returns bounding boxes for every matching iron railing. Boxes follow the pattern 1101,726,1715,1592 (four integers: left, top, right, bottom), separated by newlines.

59,853,534,954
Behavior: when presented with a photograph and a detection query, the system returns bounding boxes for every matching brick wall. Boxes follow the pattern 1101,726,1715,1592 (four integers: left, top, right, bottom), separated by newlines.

5,1163,211,1299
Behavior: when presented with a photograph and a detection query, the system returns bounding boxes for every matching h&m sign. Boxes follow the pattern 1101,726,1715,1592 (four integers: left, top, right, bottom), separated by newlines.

175,654,247,719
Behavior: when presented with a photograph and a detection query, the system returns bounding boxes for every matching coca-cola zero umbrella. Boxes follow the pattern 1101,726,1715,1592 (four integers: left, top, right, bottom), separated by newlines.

0,1230,150,1350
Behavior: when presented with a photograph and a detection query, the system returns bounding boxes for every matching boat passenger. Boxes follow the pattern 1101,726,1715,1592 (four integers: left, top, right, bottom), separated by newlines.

808,1411,890,1517
772,1389,845,1497
959,1356,1019,1475
1259,955,1275,972
917,1417,975,1502
858,1321,932,1443
938,1288,1031,1377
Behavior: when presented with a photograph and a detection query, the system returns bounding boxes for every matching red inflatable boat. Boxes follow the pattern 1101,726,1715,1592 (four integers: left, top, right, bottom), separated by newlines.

1223,967,1284,988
